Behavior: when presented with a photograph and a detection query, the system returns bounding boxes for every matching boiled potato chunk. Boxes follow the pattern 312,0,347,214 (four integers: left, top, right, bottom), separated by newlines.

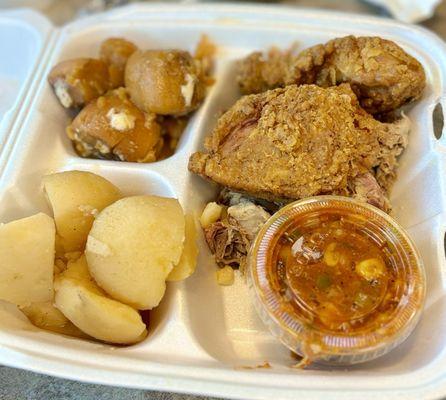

0,213,54,306
86,196,185,309
167,214,198,281
54,256,147,344
22,301,68,328
43,170,122,252
0,300,36,331
216,266,235,286
21,301,87,338
200,202,223,228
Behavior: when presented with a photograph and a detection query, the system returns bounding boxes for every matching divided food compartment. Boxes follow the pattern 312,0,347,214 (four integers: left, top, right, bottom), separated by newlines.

1,4,446,399
0,9,52,154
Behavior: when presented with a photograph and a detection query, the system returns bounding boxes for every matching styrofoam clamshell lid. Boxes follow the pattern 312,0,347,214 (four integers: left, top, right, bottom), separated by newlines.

0,8,52,150
365,0,442,23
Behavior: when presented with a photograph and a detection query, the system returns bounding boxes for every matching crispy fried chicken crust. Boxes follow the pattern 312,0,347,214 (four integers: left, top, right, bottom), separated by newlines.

188,84,407,206
238,36,426,115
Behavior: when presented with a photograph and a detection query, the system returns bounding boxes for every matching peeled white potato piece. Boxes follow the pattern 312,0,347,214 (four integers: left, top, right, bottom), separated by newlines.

43,170,122,253
0,213,55,306
167,214,198,281
86,195,185,309
21,301,88,338
216,266,235,286
0,300,36,331
54,256,147,344
200,202,223,228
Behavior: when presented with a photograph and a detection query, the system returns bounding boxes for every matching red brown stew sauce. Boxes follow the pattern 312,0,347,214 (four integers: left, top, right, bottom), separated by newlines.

269,211,403,334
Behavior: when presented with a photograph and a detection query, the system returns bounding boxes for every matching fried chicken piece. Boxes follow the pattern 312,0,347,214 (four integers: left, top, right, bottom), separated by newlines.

188,84,408,209
237,47,299,95
238,36,426,114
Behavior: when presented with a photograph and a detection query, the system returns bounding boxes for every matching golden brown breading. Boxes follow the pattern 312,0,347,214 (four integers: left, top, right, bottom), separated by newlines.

237,47,300,94
237,36,426,115
188,84,406,206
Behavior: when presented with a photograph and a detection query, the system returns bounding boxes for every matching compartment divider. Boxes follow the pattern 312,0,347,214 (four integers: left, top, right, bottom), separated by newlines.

0,28,60,182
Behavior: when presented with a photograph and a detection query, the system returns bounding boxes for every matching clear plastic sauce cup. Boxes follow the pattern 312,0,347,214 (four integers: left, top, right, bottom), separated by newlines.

248,196,426,366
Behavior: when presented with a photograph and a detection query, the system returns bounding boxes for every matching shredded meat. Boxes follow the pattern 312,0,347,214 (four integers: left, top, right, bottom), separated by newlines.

349,172,390,212
228,201,271,240
218,188,282,213
376,114,410,191
204,221,250,268
204,199,271,269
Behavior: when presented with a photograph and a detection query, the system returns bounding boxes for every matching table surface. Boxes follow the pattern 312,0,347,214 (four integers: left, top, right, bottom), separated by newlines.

1,0,445,399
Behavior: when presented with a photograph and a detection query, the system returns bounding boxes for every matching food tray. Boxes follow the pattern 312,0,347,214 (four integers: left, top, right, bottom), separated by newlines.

0,9,51,156
1,4,446,399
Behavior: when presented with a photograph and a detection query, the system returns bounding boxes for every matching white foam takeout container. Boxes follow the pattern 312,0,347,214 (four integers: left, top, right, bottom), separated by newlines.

1,4,446,399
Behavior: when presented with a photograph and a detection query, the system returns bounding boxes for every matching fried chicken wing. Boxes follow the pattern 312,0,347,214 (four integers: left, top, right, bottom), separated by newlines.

188,84,409,210
237,36,426,115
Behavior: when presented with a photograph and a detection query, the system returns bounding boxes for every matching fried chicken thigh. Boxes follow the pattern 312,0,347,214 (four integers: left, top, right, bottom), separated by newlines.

238,36,426,115
188,84,409,211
